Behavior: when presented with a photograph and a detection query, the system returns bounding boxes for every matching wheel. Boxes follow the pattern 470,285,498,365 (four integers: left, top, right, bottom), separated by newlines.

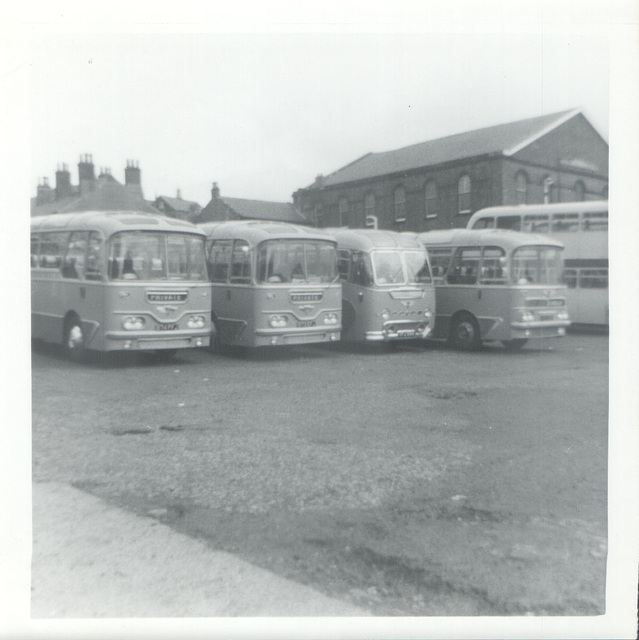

64,317,87,362
501,339,528,350
449,314,482,351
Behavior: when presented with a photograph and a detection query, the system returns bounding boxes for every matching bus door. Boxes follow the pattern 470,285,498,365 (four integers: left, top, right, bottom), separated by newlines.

209,239,254,344
340,250,374,338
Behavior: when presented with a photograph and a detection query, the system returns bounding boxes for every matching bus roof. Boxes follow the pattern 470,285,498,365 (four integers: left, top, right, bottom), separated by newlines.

30,210,205,236
324,228,425,252
198,220,336,245
469,200,608,224
417,228,565,250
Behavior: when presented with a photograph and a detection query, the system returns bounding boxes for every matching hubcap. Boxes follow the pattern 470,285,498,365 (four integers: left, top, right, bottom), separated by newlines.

457,322,473,344
68,325,83,350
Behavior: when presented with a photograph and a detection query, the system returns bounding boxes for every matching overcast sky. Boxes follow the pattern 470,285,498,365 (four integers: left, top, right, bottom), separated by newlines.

29,22,611,207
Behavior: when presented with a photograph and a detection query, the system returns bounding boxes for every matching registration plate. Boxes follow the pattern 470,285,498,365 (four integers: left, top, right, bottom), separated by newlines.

297,320,316,328
154,323,179,331
539,313,554,321
397,329,416,337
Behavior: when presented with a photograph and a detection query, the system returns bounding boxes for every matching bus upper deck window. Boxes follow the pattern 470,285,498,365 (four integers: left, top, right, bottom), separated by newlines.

473,217,494,230
496,216,521,231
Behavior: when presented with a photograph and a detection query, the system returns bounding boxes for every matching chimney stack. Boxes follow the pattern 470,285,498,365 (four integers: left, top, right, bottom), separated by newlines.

55,163,72,200
176,188,182,200
211,182,220,200
78,154,95,195
125,159,143,197
36,177,55,205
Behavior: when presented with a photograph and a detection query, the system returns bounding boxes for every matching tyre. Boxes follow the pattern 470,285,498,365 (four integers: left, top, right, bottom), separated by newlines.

449,314,482,351
64,317,87,362
501,339,528,350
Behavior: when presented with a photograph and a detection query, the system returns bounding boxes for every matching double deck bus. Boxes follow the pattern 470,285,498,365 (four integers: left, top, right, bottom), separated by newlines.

416,228,570,350
328,228,435,342
199,220,341,347
31,211,212,360
467,202,608,326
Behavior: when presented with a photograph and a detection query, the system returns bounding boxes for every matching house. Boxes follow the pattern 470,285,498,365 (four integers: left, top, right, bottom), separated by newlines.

292,109,609,232
31,156,160,216
195,182,309,225
153,190,202,221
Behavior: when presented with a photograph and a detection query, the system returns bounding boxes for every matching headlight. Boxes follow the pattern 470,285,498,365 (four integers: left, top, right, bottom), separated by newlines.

423,309,432,320
269,315,289,328
323,313,339,325
187,315,206,329
122,316,146,330
557,310,570,321
519,311,535,322
381,308,391,321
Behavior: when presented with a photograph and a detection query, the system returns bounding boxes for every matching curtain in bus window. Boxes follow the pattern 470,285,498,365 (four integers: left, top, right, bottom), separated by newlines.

62,231,89,279
479,247,506,284
230,241,251,284
448,247,480,285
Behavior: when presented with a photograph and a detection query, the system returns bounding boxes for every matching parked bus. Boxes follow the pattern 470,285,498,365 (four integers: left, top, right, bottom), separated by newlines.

416,228,570,350
31,211,212,360
467,202,608,326
328,228,435,342
199,220,341,347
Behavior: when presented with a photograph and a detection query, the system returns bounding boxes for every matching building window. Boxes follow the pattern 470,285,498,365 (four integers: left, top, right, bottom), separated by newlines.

574,180,585,202
394,186,406,222
515,171,528,205
543,176,557,204
338,197,349,227
364,193,376,227
458,175,471,214
424,180,438,218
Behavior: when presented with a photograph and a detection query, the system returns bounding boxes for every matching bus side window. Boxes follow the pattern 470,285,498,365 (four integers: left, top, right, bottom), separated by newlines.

480,247,506,284
230,240,251,284
427,248,452,281
39,232,66,269
338,250,350,281
496,215,521,231
31,234,40,267
351,252,372,287
85,233,104,280
209,240,233,283
62,231,89,279
473,217,494,230
448,247,480,285
563,269,578,288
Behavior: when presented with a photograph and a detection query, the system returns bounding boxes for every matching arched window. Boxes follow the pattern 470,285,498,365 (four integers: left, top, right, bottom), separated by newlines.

394,186,406,222
458,175,471,214
424,180,438,218
515,171,528,205
574,180,585,202
365,193,376,227
338,197,349,227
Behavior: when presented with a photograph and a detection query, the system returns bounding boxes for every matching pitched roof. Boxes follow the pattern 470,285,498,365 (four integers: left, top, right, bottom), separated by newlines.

31,176,159,216
222,197,308,223
318,109,581,188
156,195,201,213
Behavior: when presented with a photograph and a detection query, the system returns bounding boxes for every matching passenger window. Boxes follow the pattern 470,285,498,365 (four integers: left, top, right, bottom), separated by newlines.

30,234,40,267
579,269,608,289
448,247,480,285
496,216,521,231
85,233,104,280
39,232,67,269
351,252,372,287
230,241,251,284
62,231,89,279
338,250,351,280
427,248,453,281
551,213,579,232
479,247,506,284
472,217,494,230
581,212,608,231
208,240,233,283
522,215,549,233
563,269,578,289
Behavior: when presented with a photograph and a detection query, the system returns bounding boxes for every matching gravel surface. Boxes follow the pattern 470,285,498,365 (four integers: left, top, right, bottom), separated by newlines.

32,333,608,615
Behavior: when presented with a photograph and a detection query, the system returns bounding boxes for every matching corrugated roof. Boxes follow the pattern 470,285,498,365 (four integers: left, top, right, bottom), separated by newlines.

319,109,579,187
222,197,308,223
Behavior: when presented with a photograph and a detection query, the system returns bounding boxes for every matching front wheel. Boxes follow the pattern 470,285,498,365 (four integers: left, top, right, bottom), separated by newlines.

449,314,482,351
501,339,528,350
64,317,87,362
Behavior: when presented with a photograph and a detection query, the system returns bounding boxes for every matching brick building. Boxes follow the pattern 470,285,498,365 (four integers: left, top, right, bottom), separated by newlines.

292,109,609,232
31,156,159,216
195,182,309,225
153,190,202,221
